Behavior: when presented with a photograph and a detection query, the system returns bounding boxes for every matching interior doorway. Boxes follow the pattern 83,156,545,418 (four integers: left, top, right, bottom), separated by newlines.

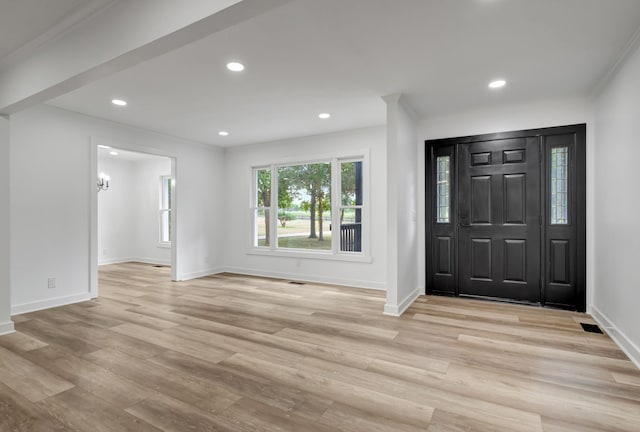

90,142,177,298
425,124,586,311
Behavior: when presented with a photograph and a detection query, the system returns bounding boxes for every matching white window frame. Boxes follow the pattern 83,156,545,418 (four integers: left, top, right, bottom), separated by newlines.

159,175,172,246
252,166,272,249
249,150,371,263
335,158,365,255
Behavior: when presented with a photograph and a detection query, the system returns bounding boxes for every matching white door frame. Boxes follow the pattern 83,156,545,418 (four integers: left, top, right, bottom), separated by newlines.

89,136,179,298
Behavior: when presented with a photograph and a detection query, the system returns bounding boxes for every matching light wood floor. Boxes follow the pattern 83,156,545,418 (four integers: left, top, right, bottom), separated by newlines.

1,263,639,431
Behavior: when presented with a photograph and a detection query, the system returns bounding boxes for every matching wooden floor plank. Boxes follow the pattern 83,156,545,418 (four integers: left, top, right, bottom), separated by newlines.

37,387,162,432
0,262,636,432
221,352,435,429
0,345,75,402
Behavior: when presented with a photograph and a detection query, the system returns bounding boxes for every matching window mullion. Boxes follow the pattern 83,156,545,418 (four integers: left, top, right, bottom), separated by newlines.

270,164,278,251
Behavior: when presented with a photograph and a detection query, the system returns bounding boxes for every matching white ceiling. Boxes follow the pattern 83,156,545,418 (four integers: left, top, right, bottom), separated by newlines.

0,0,113,68
36,0,640,147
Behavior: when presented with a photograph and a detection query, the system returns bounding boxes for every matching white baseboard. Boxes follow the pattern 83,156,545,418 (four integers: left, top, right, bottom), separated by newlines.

132,257,172,266
0,321,15,336
223,266,386,291
99,257,171,266
180,267,225,281
384,287,421,317
591,306,640,370
11,292,92,316
99,257,134,266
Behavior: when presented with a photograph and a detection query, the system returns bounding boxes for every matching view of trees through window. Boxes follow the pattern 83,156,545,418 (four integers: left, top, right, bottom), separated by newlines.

255,159,363,252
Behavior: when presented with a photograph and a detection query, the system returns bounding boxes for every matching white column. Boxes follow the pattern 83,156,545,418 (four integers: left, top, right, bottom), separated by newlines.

0,115,14,334
382,94,420,316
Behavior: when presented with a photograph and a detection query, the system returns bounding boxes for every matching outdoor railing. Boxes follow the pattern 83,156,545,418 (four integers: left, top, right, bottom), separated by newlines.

340,223,362,252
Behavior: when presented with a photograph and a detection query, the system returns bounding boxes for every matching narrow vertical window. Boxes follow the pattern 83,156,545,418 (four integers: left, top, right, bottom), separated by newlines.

436,156,451,223
160,176,172,244
340,160,363,252
551,147,568,224
255,168,271,247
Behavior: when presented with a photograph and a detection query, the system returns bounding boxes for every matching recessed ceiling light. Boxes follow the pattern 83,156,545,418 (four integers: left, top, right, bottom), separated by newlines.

97,145,112,149
110,151,119,156
488,79,506,89
226,62,245,72
111,99,127,106
218,131,229,136
319,113,331,119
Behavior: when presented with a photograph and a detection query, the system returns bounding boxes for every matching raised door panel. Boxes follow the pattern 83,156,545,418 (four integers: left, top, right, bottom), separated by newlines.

471,176,492,224
471,238,492,280
504,239,526,282
471,152,492,166
503,149,526,164
504,174,526,224
550,239,570,284
435,236,452,275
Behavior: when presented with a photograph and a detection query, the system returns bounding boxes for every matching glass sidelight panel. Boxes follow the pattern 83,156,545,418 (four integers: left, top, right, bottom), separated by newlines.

436,156,451,223
551,147,568,224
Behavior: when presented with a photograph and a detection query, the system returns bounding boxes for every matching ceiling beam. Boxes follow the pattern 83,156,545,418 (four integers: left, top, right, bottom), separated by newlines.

0,0,293,115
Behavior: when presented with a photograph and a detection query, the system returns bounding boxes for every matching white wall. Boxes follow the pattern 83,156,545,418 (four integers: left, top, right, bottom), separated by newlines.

97,156,172,266
0,116,13,334
133,157,172,265
384,95,420,315
592,41,640,367
223,126,387,290
10,104,225,314
416,98,595,307
98,157,137,264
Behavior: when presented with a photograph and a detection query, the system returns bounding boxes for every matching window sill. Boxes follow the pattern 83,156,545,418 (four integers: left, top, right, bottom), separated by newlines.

246,248,372,263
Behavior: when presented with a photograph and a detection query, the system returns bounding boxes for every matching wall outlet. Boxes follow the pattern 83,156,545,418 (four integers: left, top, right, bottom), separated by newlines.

47,278,56,289
102,249,108,256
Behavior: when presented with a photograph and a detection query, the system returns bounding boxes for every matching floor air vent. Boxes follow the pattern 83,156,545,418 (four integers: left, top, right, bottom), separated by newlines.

289,281,306,285
580,323,603,334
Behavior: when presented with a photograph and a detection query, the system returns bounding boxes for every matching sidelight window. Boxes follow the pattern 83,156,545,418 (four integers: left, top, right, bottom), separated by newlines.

436,156,451,223
550,147,568,224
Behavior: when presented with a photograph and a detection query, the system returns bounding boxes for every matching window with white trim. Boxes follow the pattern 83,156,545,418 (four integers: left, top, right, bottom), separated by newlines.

340,160,363,252
252,156,367,257
254,168,271,247
160,175,172,244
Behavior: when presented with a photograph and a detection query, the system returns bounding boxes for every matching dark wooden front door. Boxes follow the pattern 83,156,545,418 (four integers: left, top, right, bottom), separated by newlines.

426,125,586,311
457,137,541,303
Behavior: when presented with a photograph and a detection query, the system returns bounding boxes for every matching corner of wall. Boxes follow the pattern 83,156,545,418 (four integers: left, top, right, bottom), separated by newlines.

591,306,640,370
0,321,15,336
383,286,421,317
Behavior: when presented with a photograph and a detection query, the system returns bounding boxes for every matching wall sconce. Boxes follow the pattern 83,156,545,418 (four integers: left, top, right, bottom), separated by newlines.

97,172,110,192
